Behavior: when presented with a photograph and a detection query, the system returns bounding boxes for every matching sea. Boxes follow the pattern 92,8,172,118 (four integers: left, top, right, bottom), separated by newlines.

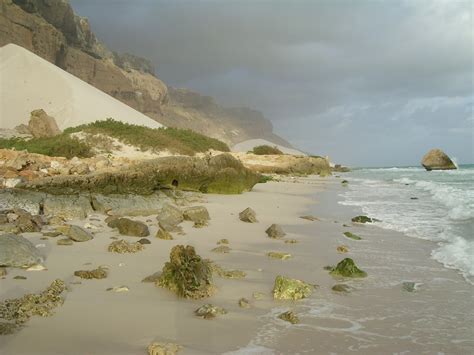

339,164,474,284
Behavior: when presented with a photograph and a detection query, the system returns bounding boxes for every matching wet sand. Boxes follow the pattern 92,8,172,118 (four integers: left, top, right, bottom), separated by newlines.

0,177,473,354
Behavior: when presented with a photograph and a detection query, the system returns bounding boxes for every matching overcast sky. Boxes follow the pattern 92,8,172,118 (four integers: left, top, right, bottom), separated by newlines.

71,0,473,167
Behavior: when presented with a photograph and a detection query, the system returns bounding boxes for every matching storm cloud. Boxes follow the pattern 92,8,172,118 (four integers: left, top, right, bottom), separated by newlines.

71,0,473,166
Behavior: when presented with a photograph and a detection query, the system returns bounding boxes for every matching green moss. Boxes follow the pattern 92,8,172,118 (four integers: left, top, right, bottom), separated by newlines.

258,175,274,183
343,232,362,240
65,118,229,155
351,215,379,223
252,145,284,155
0,135,92,159
272,275,313,300
329,258,367,278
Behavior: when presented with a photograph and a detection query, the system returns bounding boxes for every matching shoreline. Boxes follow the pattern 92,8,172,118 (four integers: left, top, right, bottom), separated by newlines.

0,176,473,354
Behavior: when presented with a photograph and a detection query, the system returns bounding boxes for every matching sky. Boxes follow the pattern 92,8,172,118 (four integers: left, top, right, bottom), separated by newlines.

70,0,473,167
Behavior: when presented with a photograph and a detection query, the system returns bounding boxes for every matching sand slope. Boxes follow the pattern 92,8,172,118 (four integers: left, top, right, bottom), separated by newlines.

0,44,163,130
232,138,305,155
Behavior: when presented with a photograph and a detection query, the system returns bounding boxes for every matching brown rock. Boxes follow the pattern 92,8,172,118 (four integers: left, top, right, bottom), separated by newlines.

421,149,457,171
28,109,61,138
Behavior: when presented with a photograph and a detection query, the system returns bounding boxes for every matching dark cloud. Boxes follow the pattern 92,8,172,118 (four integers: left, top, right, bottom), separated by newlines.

71,0,473,166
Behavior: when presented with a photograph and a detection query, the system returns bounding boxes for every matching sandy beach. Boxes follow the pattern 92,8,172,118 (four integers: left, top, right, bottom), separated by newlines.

1,176,472,354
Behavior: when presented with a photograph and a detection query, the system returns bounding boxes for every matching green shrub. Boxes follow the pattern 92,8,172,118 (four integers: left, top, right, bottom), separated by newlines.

258,175,274,183
252,145,283,155
0,135,92,159
65,118,229,155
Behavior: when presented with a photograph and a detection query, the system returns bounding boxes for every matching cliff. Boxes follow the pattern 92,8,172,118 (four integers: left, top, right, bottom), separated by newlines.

0,0,291,147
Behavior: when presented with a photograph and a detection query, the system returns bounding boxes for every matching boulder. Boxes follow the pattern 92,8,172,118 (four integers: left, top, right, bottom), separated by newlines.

28,109,61,138
183,206,210,225
194,304,227,319
0,234,44,268
278,311,299,324
265,224,285,239
239,207,258,223
114,218,149,237
421,149,457,171
156,204,183,231
329,258,367,278
272,275,313,300
63,225,93,242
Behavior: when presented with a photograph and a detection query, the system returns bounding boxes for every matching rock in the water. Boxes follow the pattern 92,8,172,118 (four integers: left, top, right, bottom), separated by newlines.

211,245,230,253
278,311,299,324
343,232,362,240
239,207,258,223
156,226,173,240
332,284,351,293
157,245,214,299
108,239,144,253
421,149,457,171
0,234,43,268
238,298,251,308
15,213,42,233
194,304,227,319
57,238,73,246
138,238,151,245
266,224,286,239
329,258,367,278
351,215,377,224
156,204,184,232
272,275,313,300
74,267,108,279
337,245,349,253
147,342,182,355
63,225,93,242
114,218,149,237
267,251,292,260
28,109,61,138
183,206,210,225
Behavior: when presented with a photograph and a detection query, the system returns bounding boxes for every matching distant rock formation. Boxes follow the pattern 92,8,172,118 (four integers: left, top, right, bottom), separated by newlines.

28,109,61,138
421,149,457,171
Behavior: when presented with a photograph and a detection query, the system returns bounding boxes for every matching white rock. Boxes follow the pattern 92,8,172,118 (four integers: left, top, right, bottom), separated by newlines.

26,264,47,271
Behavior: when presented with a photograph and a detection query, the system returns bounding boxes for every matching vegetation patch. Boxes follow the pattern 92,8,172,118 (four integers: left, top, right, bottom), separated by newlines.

252,145,284,155
343,232,362,240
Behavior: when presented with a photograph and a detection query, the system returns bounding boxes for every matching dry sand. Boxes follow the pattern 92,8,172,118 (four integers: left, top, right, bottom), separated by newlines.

0,177,472,354
0,44,163,130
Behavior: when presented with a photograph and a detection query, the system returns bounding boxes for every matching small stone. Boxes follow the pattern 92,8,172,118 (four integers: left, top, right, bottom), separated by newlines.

110,286,129,293
183,206,210,225
64,225,94,242
239,207,258,223
267,251,292,260
337,245,349,253
266,224,286,239
74,267,108,279
217,238,229,245
147,342,182,355
13,275,27,280
0,267,7,277
156,227,173,240
332,284,351,293
138,238,151,245
57,238,73,246
284,239,298,244
299,215,319,221
402,282,417,292
351,215,379,223
341,180,349,185
26,264,47,271
238,298,251,308
278,311,299,324
108,239,144,253
194,304,227,319
211,245,231,253
343,232,362,240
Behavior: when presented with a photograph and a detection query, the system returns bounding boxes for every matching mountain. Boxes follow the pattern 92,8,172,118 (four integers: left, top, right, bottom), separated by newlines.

0,0,292,147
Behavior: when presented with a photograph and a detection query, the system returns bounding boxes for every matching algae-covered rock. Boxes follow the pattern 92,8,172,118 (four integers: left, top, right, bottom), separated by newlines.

341,180,349,185
343,232,362,240
183,206,210,225
0,322,19,335
329,258,367,278
351,216,378,223
194,304,227,319
107,239,144,253
278,310,299,324
63,225,93,242
156,226,173,240
217,238,229,245
239,207,258,223
0,279,66,325
0,234,44,268
272,275,313,300
74,267,108,279
148,342,182,355
337,245,349,253
332,284,351,293
402,281,417,292
114,218,149,237
142,272,162,283
211,245,231,253
267,251,292,260
266,224,286,239
157,245,214,299
238,298,251,308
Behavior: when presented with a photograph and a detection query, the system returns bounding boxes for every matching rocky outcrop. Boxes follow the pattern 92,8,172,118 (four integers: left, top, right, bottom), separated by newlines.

17,153,260,195
27,109,61,138
421,149,457,171
0,233,44,268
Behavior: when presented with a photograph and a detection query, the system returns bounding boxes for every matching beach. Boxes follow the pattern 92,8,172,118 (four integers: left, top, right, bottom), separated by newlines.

1,176,472,354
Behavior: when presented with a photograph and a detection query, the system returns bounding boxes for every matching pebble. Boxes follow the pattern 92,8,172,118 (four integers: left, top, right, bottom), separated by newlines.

26,264,47,271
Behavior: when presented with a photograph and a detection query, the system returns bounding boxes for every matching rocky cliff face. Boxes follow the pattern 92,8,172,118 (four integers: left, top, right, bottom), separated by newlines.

0,0,291,147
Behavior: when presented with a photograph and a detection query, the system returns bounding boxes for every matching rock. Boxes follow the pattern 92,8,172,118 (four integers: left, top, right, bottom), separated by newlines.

336,245,349,253
267,251,292,260
28,109,61,138
0,224,20,234
43,231,61,237
265,224,286,239
183,206,210,225
15,213,42,233
421,149,457,171
278,311,299,324
211,245,230,253
108,239,144,253
272,275,313,300
157,245,214,299
156,204,184,231
238,298,251,308
156,226,173,240
142,272,161,283
329,258,367,278
402,281,417,292
147,342,182,355
341,180,349,185
138,238,151,245
13,275,27,280
239,207,258,223
26,264,46,271
108,286,129,293
284,239,298,244
114,218,150,237
0,322,19,335
0,234,44,268
194,304,227,319
70,163,90,175
211,264,246,279
74,267,108,279
343,232,362,240
332,284,351,293
57,238,73,246
351,215,378,223
0,267,7,277
299,215,319,221
105,216,120,228
64,225,93,242
217,238,229,245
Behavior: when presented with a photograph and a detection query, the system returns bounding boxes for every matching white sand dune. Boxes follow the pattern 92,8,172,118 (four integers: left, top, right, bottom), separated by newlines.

232,138,305,155
0,44,163,130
